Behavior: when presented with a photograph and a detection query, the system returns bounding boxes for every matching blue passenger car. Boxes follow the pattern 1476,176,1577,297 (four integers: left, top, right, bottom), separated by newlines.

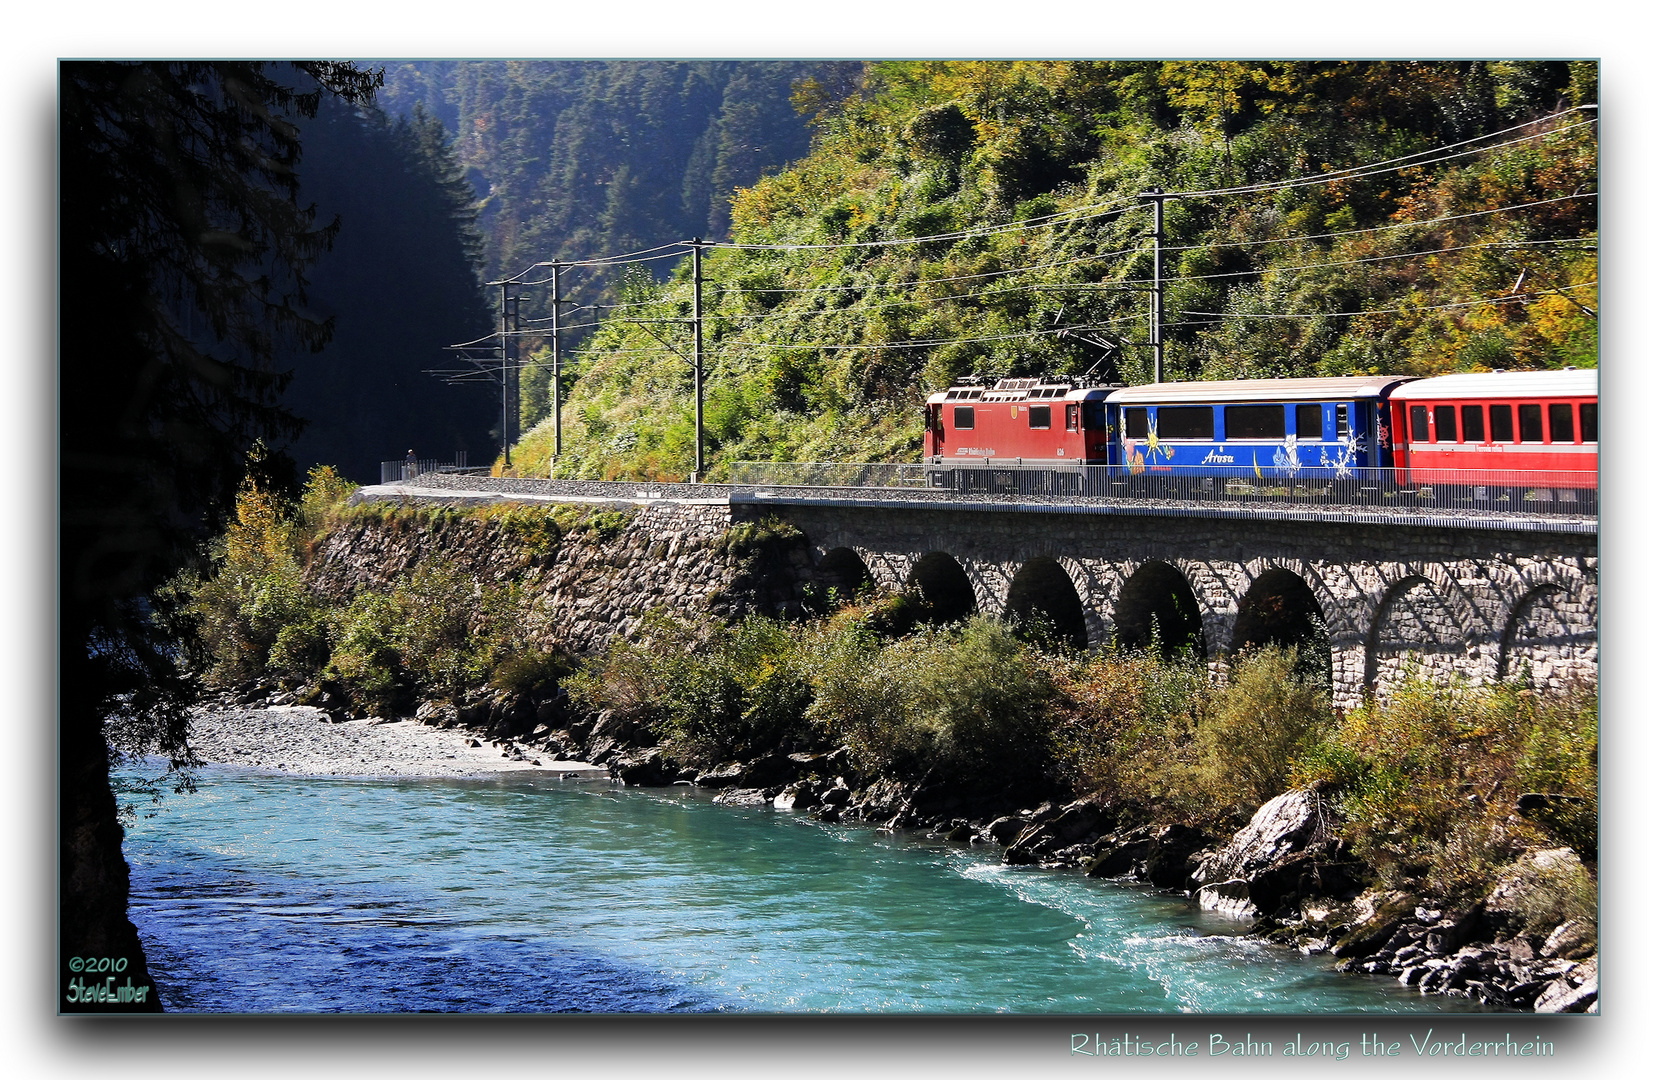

1104,376,1415,479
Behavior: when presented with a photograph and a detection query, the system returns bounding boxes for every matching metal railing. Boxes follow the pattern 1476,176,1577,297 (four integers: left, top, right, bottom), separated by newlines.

379,452,485,485
727,461,1598,520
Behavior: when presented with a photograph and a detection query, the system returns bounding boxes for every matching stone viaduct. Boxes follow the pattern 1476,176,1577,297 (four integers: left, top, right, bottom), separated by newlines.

367,475,1598,709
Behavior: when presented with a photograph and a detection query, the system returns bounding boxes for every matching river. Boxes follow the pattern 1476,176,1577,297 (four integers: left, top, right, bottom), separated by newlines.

115,764,1491,1014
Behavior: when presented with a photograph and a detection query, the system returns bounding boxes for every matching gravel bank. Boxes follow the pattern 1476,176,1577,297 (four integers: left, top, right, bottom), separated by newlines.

186,704,607,780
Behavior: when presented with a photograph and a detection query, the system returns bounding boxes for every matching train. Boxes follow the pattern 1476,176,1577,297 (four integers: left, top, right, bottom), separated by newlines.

922,368,1597,498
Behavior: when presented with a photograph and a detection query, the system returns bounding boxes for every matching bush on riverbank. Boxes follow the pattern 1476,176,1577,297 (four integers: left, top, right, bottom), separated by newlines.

1293,674,1597,899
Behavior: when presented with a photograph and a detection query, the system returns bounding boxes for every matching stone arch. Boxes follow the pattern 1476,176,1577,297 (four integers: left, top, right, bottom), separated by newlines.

1005,556,1089,649
1232,567,1331,686
1498,582,1598,690
1112,560,1206,659
813,546,873,601
905,551,978,624
1363,574,1471,697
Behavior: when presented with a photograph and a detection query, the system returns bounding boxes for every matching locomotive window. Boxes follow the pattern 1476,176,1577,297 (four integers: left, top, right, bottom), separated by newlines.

1085,402,1107,429
1580,403,1597,442
1461,405,1485,442
1434,405,1457,442
1157,406,1214,440
1410,406,1431,444
1295,404,1323,440
1028,405,1051,429
1519,403,1543,442
1225,404,1284,439
1336,404,1350,438
1490,404,1514,442
930,406,944,435
1066,403,1080,431
953,405,975,430
1549,403,1575,443
1125,407,1148,439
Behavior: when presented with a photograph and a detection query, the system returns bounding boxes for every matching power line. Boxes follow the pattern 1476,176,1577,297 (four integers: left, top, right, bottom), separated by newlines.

1184,280,1597,320
1171,112,1596,199
1164,192,1595,254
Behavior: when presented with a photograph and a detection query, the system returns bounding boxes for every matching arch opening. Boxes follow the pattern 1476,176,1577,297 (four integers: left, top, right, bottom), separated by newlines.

1005,557,1088,650
810,547,873,610
1498,583,1595,690
1232,568,1329,686
1363,575,1463,697
1112,561,1206,659
905,552,978,625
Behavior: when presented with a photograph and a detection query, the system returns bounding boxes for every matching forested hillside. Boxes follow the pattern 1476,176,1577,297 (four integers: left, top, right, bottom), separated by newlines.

274,96,494,483
500,61,1597,482
375,62,849,281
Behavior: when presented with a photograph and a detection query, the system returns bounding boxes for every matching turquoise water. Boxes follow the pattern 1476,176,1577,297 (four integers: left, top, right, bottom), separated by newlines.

116,765,1489,1014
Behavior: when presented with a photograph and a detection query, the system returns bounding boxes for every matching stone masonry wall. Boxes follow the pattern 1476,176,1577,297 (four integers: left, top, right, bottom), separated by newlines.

308,500,807,657
756,502,1598,708
325,488,1596,710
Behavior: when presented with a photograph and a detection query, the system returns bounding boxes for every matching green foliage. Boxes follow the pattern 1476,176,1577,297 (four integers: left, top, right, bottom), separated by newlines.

809,614,1058,786
498,60,1594,482
1293,676,1598,897
569,612,813,762
297,465,357,540
1193,646,1332,812
181,478,325,686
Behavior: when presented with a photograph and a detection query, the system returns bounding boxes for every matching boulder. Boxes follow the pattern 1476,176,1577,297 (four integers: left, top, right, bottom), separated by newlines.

774,780,822,811
1540,918,1597,960
1190,788,1354,918
1004,799,1110,865
694,761,746,789
1534,957,1598,1013
1197,879,1258,919
609,747,671,786
1330,891,1417,959
739,752,799,790
985,816,1026,846
1192,789,1330,885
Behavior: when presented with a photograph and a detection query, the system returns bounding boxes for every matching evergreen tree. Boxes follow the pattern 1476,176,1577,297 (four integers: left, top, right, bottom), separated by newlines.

59,60,380,1011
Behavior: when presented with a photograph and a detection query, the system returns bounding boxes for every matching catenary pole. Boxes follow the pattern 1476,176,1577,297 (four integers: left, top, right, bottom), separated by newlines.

551,260,562,460
498,281,511,467
691,237,704,482
1149,187,1165,383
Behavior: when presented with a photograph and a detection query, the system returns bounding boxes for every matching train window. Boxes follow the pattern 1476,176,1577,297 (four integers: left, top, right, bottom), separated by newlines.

953,406,975,430
1580,403,1597,442
1490,404,1514,442
1461,405,1485,442
1066,403,1080,431
1549,403,1575,443
1336,404,1350,438
930,406,944,435
1519,403,1543,443
1125,408,1148,439
1028,405,1051,429
1434,405,1457,442
1157,406,1215,440
1295,404,1323,440
1225,404,1284,439
1410,405,1431,444
1085,402,1107,429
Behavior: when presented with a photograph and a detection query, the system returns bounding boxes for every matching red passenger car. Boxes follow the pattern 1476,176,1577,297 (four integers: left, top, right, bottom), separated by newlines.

1390,369,1597,488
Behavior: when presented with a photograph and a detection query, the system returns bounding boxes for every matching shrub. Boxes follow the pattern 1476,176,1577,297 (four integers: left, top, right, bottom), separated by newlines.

182,477,325,685
1050,647,1210,819
1193,646,1333,813
809,615,1058,787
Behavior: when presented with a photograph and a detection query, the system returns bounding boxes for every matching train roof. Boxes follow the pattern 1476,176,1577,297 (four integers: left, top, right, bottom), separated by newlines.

1390,368,1598,401
926,379,1115,404
1105,375,1415,405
